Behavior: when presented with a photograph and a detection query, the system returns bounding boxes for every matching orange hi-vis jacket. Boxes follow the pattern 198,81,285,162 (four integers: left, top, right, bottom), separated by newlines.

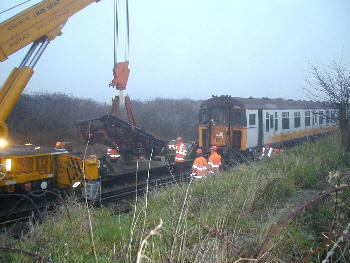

107,147,120,159
174,143,187,163
208,151,222,173
191,156,208,178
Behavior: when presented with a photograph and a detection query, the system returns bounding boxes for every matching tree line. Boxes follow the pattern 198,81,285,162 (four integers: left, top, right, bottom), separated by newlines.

6,93,201,146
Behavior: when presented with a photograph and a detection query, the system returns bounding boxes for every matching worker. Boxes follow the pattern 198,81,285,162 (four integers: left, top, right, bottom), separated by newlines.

274,148,284,156
170,136,187,174
261,141,274,158
55,141,64,150
107,144,120,162
208,146,222,174
191,148,208,179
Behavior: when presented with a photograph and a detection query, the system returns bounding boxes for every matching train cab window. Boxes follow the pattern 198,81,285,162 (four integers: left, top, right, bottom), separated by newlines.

275,112,278,131
282,112,290,129
319,111,324,125
211,107,225,125
265,113,270,132
231,109,247,127
199,109,207,124
294,112,301,128
305,111,311,126
326,110,330,124
249,113,256,126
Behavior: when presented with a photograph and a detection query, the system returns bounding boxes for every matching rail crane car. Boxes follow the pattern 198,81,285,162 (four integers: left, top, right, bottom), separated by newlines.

0,0,102,198
198,95,338,156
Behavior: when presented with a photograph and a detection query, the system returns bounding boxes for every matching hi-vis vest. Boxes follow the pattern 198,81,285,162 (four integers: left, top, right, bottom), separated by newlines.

175,143,187,163
262,146,273,157
208,152,222,173
191,156,208,178
107,147,119,159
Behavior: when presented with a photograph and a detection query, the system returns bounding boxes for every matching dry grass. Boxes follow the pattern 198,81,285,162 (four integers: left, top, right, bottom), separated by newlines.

0,135,349,262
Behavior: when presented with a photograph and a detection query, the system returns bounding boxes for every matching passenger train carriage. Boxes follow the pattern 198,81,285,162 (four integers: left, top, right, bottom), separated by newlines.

199,96,338,153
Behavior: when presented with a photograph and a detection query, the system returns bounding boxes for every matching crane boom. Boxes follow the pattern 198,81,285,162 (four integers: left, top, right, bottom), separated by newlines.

0,0,99,140
0,0,98,62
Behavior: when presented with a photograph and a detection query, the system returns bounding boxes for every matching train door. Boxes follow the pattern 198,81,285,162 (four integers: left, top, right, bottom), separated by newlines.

230,108,247,150
258,109,263,146
209,106,227,147
198,108,209,149
199,127,208,149
231,130,241,148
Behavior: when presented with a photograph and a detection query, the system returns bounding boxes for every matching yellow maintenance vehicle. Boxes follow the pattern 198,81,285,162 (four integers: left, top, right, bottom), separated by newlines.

0,0,102,199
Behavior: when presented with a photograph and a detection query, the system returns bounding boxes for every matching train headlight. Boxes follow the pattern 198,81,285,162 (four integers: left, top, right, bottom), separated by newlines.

5,159,11,171
72,181,81,188
0,139,7,148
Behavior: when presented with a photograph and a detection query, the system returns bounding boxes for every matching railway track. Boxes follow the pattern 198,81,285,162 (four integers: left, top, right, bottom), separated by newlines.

0,163,192,230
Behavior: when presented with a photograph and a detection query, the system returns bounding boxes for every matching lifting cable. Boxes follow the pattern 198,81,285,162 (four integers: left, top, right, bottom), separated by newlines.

112,0,130,104
113,0,119,65
125,0,130,61
113,0,130,64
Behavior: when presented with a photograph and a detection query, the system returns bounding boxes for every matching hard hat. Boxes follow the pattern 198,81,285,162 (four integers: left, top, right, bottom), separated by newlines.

196,148,203,154
176,136,183,141
210,146,218,151
266,141,271,145
55,141,63,147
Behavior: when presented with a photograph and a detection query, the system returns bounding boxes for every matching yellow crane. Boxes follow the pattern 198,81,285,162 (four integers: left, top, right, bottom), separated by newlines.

0,0,101,197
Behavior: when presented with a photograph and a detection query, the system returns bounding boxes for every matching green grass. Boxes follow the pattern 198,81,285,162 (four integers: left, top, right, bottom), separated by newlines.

1,135,349,262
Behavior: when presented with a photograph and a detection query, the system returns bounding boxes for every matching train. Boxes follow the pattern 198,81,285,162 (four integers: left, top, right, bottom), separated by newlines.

198,95,338,155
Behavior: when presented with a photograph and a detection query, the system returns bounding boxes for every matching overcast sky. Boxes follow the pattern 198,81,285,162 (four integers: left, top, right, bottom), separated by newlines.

0,0,349,103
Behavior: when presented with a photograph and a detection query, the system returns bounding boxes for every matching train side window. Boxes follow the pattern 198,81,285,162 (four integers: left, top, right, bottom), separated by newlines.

319,111,324,125
266,112,270,132
275,112,278,131
331,111,336,123
249,113,256,126
326,110,330,124
282,112,289,129
270,114,274,129
313,111,318,125
294,112,301,128
305,111,311,126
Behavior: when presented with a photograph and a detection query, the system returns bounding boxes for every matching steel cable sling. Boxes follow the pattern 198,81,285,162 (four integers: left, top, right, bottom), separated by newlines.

111,0,130,101
113,0,130,69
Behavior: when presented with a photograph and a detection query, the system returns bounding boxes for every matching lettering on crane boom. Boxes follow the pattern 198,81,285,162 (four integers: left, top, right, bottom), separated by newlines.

7,0,60,31
33,0,60,17
9,33,30,48
7,17,30,31
47,0,60,10
33,8,46,17
35,9,69,32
